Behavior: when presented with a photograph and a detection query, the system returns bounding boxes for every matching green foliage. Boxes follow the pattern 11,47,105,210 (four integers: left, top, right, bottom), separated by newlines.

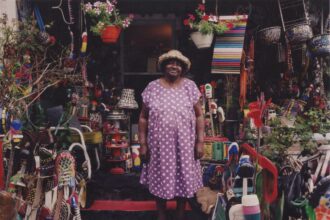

183,3,234,35
262,108,329,163
0,14,66,120
198,20,215,35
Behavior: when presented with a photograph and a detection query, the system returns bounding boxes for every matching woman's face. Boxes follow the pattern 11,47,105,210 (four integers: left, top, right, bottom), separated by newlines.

164,59,183,79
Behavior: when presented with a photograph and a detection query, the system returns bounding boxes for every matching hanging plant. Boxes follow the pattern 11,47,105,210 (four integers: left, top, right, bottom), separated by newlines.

183,3,235,36
84,0,134,40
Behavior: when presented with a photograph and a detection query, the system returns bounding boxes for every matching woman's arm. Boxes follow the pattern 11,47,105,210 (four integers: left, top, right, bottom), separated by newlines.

194,101,204,159
138,103,149,162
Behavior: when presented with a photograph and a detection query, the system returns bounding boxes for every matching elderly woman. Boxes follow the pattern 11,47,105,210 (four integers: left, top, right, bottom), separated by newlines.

138,50,204,220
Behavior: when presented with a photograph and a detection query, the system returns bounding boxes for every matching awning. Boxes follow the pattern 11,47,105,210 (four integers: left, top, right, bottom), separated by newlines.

211,17,248,74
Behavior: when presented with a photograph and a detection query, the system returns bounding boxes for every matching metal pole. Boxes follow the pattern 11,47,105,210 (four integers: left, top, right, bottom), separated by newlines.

277,0,286,32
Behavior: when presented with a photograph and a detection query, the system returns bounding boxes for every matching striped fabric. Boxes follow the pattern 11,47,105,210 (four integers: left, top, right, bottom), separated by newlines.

211,19,248,74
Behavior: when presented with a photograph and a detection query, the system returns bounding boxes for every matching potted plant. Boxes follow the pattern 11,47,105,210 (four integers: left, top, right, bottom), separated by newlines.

183,3,234,49
84,0,133,43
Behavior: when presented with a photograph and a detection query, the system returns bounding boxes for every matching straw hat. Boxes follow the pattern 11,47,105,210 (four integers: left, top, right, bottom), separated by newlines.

158,50,191,72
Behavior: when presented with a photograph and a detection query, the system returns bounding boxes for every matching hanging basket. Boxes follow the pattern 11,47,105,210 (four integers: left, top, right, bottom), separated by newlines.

101,26,122,43
308,33,330,57
190,31,214,49
285,24,313,45
257,26,282,45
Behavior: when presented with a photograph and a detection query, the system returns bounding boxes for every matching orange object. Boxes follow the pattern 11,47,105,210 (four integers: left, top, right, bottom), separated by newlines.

239,67,247,110
101,26,121,43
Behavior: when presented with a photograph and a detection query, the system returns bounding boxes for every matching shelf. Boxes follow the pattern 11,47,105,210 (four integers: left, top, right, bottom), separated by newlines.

104,131,129,135
123,72,163,76
200,159,228,164
106,144,129,149
106,159,127,162
106,117,129,120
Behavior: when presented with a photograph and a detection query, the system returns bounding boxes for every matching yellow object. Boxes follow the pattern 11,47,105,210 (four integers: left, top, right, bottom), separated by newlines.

243,108,250,118
71,131,103,144
202,143,213,160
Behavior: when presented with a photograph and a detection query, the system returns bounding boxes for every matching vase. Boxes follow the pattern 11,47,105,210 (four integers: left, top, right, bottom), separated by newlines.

101,26,122,43
190,31,214,49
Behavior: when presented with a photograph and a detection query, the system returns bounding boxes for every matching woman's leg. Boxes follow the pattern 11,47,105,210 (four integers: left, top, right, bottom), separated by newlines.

156,197,167,220
176,197,186,220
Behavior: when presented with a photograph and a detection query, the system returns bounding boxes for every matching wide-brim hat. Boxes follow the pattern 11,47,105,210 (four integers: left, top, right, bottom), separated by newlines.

158,50,191,72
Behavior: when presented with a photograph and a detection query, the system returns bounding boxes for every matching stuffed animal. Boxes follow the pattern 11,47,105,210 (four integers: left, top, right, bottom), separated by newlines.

196,187,220,214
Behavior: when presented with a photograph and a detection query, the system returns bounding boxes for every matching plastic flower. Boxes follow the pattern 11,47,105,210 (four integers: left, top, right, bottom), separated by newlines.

84,0,134,36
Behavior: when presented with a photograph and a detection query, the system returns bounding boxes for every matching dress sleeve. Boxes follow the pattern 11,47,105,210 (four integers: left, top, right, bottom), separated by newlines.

190,81,201,105
141,83,151,108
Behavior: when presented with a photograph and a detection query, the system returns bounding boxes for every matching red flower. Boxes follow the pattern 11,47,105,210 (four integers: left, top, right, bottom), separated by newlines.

183,19,190,26
202,15,209,21
198,4,205,11
188,14,195,21
210,81,217,88
226,23,234,29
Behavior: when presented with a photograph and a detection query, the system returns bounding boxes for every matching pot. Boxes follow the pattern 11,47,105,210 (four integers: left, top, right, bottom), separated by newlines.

257,26,282,45
190,31,214,49
286,24,313,44
308,33,330,57
101,26,122,43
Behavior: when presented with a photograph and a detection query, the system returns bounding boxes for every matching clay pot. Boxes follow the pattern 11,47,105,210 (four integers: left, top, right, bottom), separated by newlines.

101,26,122,43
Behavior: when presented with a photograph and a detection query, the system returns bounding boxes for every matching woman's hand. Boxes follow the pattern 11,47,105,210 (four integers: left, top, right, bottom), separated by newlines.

194,141,204,160
140,143,150,164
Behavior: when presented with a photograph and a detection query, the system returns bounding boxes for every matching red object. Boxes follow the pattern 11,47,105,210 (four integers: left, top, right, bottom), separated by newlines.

226,23,234,29
199,85,205,94
188,14,195,21
84,200,192,211
0,138,4,190
198,4,205,11
110,167,125,174
202,15,209,21
101,26,122,43
240,143,278,203
247,109,263,127
210,81,217,89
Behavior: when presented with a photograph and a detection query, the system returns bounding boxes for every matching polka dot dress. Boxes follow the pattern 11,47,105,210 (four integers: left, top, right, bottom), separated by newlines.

140,78,203,199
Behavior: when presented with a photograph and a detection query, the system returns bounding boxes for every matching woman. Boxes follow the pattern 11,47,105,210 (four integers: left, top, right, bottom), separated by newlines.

138,50,204,220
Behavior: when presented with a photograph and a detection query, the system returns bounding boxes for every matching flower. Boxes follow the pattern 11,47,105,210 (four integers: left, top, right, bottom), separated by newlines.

84,0,134,36
183,3,236,35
